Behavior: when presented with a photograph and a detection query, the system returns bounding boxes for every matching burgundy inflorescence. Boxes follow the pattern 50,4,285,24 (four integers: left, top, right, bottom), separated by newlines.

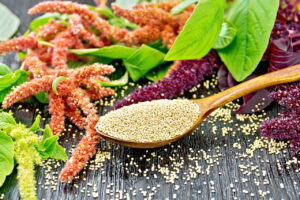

261,83,300,155
114,51,221,109
272,0,300,40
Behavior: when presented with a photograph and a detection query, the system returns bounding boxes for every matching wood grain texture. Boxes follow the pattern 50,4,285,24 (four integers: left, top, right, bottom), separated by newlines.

0,0,300,200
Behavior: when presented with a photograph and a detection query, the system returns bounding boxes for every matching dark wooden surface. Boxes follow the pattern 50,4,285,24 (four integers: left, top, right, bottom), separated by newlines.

1,0,300,199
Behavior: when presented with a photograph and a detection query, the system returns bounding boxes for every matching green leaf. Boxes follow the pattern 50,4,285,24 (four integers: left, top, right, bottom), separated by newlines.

87,5,139,29
217,0,279,81
165,0,226,61
49,145,68,161
115,0,139,9
87,6,115,19
148,40,169,53
0,112,16,130
0,131,14,187
29,115,41,132
29,13,61,31
35,125,68,161
116,0,160,8
72,45,165,82
35,92,49,104
0,3,20,41
17,52,27,60
70,45,137,59
213,21,237,49
99,71,129,87
171,0,198,14
0,70,29,103
43,125,53,140
124,45,165,81
109,18,139,29
0,70,28,91
52,76,67,95
146,63,171,82
0,63,12,76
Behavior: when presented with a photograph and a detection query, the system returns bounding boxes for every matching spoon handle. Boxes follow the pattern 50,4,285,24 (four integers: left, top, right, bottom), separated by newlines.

201,64,300,112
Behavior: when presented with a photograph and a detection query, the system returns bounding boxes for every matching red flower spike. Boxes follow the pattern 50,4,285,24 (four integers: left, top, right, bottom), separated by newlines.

23,54,49,78
34,46,54,65
64,105,85,130
28,1,122,40
125,25,161,46
37,20,67,41
69,14,104,48
52,29,77,69
59,129,100,182
72,64,115,81
49,92,66,135
133,1,181,12
28,1,187,46
2,75,54,109
112,3,174,27
0,35,38,54
161,25,177,49
82,79,115,101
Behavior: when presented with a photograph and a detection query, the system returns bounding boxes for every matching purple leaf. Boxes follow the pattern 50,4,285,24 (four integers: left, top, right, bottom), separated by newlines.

218,67,272,114
269,38,300,72
236,89,273,114
217,65,229,91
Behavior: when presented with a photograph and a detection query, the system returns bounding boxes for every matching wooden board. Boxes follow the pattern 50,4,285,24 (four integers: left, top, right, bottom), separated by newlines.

0,0,300,199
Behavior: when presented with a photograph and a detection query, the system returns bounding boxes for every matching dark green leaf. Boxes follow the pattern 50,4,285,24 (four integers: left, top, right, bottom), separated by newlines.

124,45,165,81
67,57,113,69
0,63,12,76
72,45,165,82
165,0,226,61
29,13,61,31
0,87,12,104
52,76,67,95
0,112,16,130
146,63,171,82
99,71,129,87
148,40,169,53
35,92,49,104
0,70,28,91
29,115,41,132
0,3,20,41
218,0,279,81
0,131,14,187
171,0,198,14
0,70,29,103
35,125,68,161
70,45,137,59
213,21,237,49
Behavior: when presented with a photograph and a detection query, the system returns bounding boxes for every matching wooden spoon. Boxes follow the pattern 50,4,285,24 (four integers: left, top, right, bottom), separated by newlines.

98,64,300,148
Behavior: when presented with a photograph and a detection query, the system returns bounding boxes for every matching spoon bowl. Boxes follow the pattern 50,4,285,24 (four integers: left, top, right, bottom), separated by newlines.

98,64,300,148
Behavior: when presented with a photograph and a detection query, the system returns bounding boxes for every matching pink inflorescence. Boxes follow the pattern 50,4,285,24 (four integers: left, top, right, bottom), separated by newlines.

261,83,300,155
114,51,221,109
